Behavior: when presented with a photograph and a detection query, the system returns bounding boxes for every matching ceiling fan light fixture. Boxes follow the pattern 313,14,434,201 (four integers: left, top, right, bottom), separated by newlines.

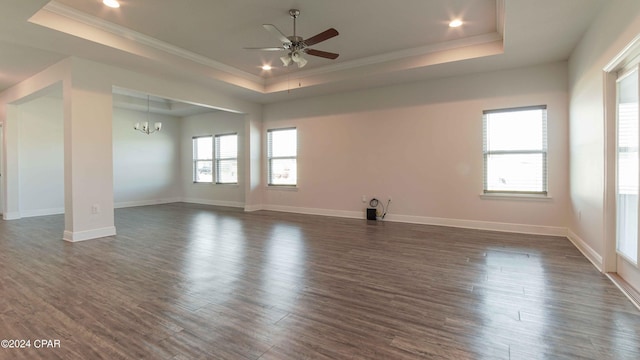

296,56,308,68
290,50,307,68
280,55,292,67
247,9,339,70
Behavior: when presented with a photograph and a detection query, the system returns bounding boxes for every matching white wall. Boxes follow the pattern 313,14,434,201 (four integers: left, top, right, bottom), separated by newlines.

568,0,640,268
263,62,569,234
181,111,245,207
113,107,181,207
18,95,64,216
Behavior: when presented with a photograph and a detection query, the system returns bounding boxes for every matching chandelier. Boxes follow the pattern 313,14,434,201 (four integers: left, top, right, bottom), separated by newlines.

134,95,162,134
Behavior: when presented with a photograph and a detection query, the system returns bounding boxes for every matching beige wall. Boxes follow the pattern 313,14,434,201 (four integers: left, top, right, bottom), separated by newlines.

263,62,569,234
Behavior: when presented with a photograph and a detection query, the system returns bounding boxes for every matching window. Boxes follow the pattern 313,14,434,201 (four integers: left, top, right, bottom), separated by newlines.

267,128,297,186
193,136,213,183
215,133,238,184
483,106,547,194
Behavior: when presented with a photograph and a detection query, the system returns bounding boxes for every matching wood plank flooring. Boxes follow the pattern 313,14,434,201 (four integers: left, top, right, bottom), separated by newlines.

0,202,639,359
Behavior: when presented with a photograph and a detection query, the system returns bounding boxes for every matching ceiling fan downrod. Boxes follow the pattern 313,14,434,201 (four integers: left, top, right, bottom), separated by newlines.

290,9,300,38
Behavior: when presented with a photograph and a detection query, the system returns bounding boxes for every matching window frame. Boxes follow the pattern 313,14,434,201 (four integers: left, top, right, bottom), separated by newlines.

192,135,213,184
214,132,238,184
482,105,548,195
267,127,298,187
615,65,640,265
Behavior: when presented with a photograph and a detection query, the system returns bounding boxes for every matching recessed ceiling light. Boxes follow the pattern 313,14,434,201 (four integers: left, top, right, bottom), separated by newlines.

103,0,120,8
262,65,272,71
449,19,463,28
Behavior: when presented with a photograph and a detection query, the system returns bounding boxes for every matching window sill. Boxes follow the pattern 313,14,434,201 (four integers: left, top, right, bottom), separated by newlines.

479,193,552,201
266,185,298,192
192,182,239,187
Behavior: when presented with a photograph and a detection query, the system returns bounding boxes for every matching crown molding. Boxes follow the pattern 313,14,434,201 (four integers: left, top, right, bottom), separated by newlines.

265,32,503,86
34,0,505,95
39,1,264,85
265,0,505,86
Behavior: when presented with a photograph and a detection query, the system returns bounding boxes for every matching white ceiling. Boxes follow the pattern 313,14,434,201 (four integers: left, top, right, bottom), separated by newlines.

0,0,605,107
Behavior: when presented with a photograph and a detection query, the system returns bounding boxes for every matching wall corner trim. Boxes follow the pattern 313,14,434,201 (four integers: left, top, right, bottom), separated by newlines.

567,229,604,272
63,226,117,242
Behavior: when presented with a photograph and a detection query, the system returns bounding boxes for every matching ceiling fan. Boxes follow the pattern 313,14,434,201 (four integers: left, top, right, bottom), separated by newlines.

245,9,339,68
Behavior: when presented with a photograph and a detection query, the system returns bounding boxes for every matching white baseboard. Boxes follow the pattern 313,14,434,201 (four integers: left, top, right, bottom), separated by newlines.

3,211,21,220
567,229,604,272
115,198,181,209
181,198,245,208
385,214,568,236
244,204,264,212
260,205,566,237
20,207,65,218
63,226,117,242
263,204,363,219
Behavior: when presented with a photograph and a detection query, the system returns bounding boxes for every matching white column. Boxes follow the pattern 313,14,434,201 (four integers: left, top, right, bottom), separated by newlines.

244,113,263,211
62,61,116,241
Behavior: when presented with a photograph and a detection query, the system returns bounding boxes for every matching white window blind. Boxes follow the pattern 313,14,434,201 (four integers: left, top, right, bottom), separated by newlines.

215,133,238,184
483,106,548,194
267,128,297,186
193,136,213,183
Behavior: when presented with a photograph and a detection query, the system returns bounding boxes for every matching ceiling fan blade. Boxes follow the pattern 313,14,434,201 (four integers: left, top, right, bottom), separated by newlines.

303,28,339,47
305,49,339,60
263,24,291,44
244,47,287,51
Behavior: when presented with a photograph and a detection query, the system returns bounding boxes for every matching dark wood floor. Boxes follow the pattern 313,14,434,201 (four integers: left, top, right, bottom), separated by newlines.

1,203,639,359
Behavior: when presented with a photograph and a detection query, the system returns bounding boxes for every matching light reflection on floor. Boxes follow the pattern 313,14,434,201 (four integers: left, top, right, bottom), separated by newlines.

261,223,306,309
478,249,547,358
182,212,247,305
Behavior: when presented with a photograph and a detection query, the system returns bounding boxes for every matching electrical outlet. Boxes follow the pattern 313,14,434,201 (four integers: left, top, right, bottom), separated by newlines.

91,204,100,214
362,195,367,203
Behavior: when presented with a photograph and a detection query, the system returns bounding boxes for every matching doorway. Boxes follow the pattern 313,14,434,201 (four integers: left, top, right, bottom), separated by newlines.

604,36,640,304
